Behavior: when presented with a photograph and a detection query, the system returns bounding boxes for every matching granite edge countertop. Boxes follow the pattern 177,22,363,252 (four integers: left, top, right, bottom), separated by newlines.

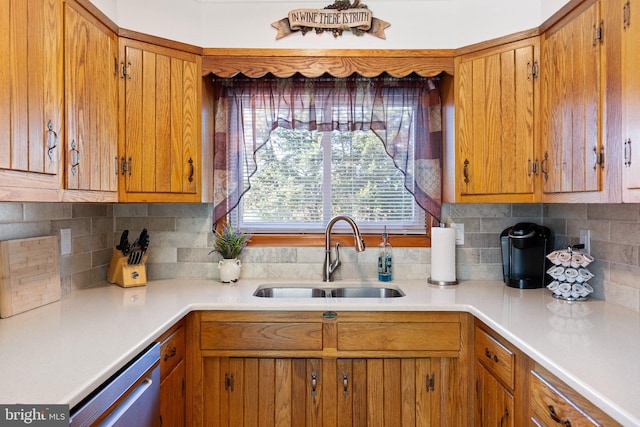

0,278,639,426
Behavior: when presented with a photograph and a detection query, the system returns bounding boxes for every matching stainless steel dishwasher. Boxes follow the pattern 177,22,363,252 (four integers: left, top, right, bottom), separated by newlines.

70,342,160,427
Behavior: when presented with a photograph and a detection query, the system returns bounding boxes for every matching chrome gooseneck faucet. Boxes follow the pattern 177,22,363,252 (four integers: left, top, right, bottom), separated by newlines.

323,215,366,282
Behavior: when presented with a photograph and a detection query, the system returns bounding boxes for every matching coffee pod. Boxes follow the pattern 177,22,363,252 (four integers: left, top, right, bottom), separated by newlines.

571,283,585,299
578,268,594,282
581,253,595,267
571,254,584,268
564,268,578,282
558,282,572,298
557,251,571,267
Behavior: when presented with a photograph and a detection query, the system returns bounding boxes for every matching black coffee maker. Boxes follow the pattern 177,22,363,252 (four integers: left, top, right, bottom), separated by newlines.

500,222,553,289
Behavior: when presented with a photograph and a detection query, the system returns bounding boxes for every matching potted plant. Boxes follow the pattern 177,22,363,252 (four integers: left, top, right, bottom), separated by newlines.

212,224,251,283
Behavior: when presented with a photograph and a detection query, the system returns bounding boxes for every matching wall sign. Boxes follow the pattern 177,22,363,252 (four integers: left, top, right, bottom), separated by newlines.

272,0,390,39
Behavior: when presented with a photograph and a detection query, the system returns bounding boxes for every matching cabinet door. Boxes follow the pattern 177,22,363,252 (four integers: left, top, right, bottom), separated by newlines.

540,0,602,196
456,38,539,202
64,1,118,199
623,0,640,200
160,360,185,427
0,0,63,200
331,358,441,427
204,357,323,427
119,39,201,202
475,362,514,427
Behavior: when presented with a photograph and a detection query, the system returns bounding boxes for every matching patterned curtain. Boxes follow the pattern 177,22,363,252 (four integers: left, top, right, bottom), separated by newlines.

212,73,443,225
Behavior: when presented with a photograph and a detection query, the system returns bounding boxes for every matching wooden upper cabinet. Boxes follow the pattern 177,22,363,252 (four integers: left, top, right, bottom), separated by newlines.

63,0,118,201
454,37,540,203
118,38,202,202
0,0,63,201
622,0,640,201
540,0,603,200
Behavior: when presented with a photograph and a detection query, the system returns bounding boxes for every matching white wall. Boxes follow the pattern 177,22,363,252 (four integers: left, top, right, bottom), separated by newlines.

541,0,572,22
101,0,568,49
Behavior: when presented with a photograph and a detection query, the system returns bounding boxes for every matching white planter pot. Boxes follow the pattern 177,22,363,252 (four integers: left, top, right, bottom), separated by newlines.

218,258,242,283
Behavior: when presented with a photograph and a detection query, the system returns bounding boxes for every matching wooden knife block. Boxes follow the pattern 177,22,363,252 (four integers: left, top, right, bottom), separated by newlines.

107,249,147,288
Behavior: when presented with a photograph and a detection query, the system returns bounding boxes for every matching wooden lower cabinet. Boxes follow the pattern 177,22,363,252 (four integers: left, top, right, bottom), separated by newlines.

475,362,514,427
159,320,186,427
203,357,321,427
203,357,445,427
190,311,471,427
529,365,620,427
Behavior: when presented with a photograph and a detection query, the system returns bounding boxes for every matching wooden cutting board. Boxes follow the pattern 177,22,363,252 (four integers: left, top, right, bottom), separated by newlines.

0,236,61,318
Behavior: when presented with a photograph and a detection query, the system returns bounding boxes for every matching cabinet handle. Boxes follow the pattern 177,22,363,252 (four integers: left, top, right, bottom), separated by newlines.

224,373,234,392
342,372,348,397
115,156,119,176
188,157,194,183
311,371,317,397
541,152,549,182
625,139,632,167
484,348,499,363
463,159,470,184
163,346,177,361
547,405,571,426
624,0,631,29
46,121,58,160
70,140,80,176
499,408,509,427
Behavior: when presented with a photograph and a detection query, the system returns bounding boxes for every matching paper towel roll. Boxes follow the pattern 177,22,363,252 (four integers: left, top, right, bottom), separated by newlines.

430,227,457,284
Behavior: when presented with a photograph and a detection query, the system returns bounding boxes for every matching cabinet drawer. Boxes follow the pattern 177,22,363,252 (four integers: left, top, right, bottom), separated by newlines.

201,322,323,351
337,322,460,351
160,325,185,381
530,370,614,427
475,327,514,390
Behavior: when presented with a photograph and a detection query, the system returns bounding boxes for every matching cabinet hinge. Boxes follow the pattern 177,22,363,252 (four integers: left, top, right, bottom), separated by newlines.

624,0,631,30
593,146,605,170
527,61,539,80
593,20,604,46
528,158,540,177
120,60,132,79
425,373,435,392
224,373,234,392
625,138,632,167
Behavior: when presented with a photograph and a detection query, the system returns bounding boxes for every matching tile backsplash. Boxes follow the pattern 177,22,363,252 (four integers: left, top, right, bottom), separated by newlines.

1,202,639,312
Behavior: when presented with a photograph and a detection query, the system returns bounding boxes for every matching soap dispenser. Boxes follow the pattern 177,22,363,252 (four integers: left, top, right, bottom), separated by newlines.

378,227,392,282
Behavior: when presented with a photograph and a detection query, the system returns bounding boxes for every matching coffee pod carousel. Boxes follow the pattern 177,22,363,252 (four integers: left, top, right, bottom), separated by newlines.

546,245,595,301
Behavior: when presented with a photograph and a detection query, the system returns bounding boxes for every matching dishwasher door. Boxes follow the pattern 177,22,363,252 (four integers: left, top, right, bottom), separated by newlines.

70,342,160,427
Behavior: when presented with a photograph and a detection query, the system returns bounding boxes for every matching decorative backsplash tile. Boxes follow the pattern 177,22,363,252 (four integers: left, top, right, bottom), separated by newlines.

0,201,638,312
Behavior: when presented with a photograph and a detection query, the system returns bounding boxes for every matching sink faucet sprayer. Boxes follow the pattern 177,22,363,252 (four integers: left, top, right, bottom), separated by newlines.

323,215,366,282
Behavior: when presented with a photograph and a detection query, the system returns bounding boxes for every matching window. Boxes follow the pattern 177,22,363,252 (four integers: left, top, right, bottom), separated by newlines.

213,74,443,235
234,127,425,234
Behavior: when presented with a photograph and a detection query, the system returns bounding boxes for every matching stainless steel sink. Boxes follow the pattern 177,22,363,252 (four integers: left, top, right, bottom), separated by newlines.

253,286,327,298
253,284,404,298
330,287,405,298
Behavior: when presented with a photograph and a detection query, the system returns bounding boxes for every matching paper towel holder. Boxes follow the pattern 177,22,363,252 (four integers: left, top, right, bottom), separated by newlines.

428,223,459,286
427,277,459,286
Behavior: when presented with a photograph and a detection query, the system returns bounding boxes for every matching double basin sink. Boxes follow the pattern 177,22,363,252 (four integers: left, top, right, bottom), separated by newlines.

253,284,405,298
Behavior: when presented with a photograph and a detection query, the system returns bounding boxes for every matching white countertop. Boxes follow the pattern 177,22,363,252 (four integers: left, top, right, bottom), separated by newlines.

1,278,639,425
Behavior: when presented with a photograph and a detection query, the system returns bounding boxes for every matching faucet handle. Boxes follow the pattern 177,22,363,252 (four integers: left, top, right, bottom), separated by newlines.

331,242,342,271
